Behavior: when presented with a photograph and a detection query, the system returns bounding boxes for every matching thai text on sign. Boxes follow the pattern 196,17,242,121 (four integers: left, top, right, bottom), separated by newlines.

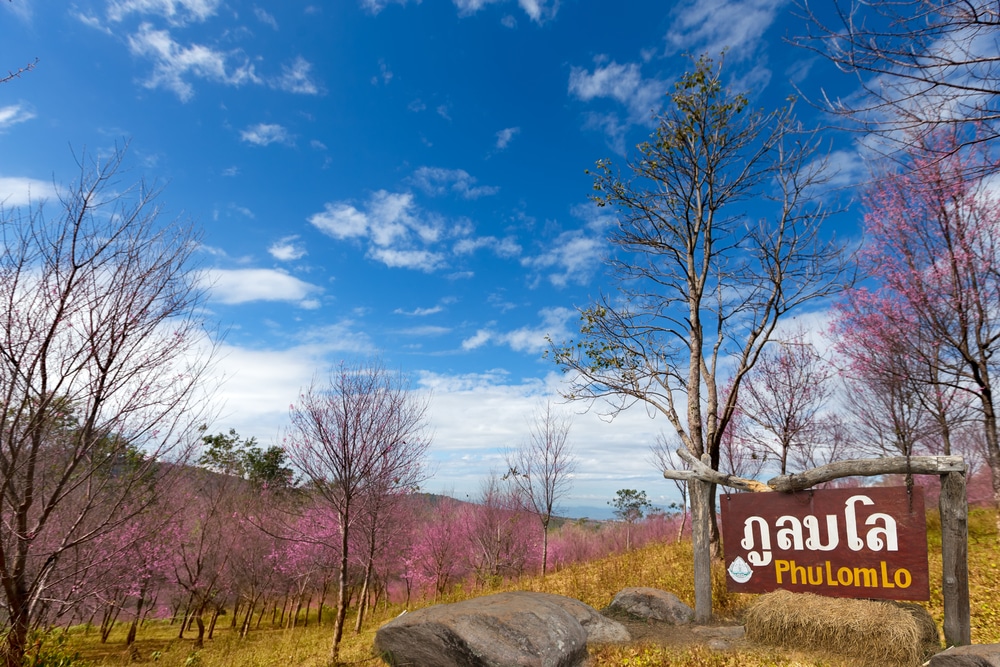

720,486,929,601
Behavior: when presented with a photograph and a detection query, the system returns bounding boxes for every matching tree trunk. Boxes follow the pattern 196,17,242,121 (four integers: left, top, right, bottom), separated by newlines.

126,592,146,646
3,591,30,667
207,607,220,640
240,601,255,639
354,565,372,633
690,478,713,622
541,521,549,577
331,520,350,665
193,613,205,649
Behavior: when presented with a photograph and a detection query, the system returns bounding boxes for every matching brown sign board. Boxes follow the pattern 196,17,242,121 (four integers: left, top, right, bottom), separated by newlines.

720,486,929,601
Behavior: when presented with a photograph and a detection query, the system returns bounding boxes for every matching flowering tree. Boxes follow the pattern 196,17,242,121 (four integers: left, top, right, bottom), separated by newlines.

286,359,430,663
736,334,835,475
836,129,1000,505
0,148,212,666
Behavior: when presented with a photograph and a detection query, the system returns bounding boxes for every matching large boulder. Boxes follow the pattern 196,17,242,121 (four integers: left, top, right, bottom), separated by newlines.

606,587,694,625
927,645,1000,666
375,591,625,667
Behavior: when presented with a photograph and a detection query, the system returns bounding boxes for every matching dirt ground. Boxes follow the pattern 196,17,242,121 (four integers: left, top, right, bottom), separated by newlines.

601,609,750,651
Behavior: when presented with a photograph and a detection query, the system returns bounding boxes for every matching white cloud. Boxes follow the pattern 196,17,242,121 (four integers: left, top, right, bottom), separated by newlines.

517,0,557,23
665,0,786,62
108,0,222,24
371,247,447,271
395,305,444,316
0,177,57,207
411,167,499,199
461,307,574,354
0,104,36,131
522,229,604,287
453,0,501,16
254,7,278,29
240,123,292,146
127,23,259,101
205,268,322,306
495,126,520,150
274,56,319,95
310,190,507,272
453,235,521,258
568,60,665,122
309,202,370,240
268,236,307,261
359,0,415,14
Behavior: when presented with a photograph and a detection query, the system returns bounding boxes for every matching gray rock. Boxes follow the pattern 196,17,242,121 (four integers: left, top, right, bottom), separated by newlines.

707,639,730,651
535,593,630,644
374,591,594,667
606,587,694,625
928,645,1000,667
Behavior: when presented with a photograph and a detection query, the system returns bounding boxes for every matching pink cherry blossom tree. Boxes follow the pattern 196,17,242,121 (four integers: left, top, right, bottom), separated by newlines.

286,358,430,664
836,128,1000,505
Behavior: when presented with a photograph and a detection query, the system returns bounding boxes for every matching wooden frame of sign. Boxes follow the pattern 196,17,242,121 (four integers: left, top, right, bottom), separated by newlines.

662,452,970,647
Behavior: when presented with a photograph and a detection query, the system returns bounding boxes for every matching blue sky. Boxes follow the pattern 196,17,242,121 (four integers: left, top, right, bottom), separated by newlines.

0,0,863,518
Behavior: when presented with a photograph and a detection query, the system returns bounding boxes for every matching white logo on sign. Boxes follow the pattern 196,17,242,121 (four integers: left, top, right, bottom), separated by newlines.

727,556,753,584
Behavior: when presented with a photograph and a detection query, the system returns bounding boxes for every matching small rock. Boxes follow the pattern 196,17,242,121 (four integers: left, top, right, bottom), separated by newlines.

707,639,730,651
927,644,1000,667
607,587,694,625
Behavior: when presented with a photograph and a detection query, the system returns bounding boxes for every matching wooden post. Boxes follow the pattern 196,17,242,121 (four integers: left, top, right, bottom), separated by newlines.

690,475,712,622
939,471,971,646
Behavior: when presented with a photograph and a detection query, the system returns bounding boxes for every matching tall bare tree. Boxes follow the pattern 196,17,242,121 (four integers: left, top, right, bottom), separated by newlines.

551,55,850,620
286,359,429,665
504,401,576,576
0,147,212,666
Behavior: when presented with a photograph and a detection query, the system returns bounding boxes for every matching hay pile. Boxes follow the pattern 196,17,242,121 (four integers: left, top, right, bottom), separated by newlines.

744,590,940,666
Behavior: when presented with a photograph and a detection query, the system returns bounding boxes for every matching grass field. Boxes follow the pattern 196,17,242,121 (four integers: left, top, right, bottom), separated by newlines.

43,507,1000,667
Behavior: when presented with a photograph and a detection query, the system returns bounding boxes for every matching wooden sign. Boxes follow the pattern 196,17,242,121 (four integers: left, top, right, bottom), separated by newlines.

720,486,929,601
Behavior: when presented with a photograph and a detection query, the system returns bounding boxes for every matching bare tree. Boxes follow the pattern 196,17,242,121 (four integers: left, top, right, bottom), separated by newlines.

286,359,429,665
0,147,212,666
736,334,835,475
504,401,576,576
550,55,850,618
795,0,1000,157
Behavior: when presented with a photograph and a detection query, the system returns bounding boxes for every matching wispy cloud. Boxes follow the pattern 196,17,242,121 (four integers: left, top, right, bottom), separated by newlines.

308,190,508,272
568,58,667,150
665,0,786,62
254,6,278,29
0,177,57,207
205,268,322,307
461,307,574,354
395,305,445,316
272,56,319,94
410,167,499,199
359,0,414,14
108,0,222,24
568,60,664,121
0,104,36,131
495,126,520,150
521,229,604,287
268,235,307,261
240,123,292,146
127,23,259,101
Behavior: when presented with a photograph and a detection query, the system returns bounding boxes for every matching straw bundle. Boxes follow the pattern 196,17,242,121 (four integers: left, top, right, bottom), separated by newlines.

744,590,940,666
